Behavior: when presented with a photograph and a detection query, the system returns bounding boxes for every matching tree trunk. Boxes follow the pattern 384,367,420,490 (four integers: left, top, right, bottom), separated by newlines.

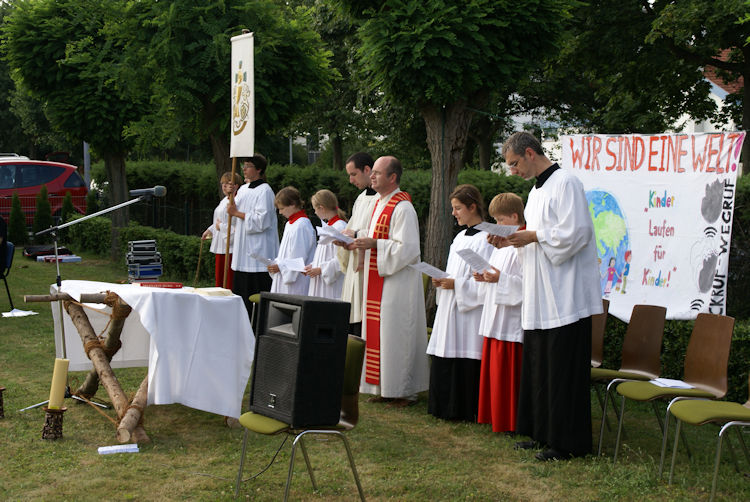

209,132,232,181
460,135,476,170
420,101,475,322
331,133,343,170
103,153,129,259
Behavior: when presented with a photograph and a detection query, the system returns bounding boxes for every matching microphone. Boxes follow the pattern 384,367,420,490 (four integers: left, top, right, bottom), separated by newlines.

129,186,167,198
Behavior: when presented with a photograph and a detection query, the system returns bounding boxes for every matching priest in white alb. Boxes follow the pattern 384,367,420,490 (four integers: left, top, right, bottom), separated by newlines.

495,132,603,461
349,156,429,407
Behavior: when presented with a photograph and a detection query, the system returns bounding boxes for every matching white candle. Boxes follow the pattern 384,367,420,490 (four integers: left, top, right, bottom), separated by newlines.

48,358,69,409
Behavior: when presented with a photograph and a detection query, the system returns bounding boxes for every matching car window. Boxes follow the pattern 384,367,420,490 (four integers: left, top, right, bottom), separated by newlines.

0,166,15,189
17,164,64,187
64,171,85,188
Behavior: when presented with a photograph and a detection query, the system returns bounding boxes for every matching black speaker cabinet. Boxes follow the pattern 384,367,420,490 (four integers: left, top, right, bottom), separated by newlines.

249,292,351,427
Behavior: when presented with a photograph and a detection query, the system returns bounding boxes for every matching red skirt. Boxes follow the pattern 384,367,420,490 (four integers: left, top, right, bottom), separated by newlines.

214,254,234,289
477,337,523,433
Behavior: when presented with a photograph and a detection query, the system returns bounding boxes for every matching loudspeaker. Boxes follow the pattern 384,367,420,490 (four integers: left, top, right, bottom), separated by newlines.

249,292,351,427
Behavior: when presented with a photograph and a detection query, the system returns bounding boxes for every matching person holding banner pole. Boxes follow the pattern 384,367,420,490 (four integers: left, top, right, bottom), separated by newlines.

495,131,602,461
227,154,279,318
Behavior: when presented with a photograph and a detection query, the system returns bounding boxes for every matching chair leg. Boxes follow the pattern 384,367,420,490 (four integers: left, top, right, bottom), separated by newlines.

613,394,627,463
337,432,366,502
711,425,728,502
297,434,318,490
658,404,672,479
286,432,318,502
736,425,750,466
235,429,250,499
669,418,682,484
598,380,626,456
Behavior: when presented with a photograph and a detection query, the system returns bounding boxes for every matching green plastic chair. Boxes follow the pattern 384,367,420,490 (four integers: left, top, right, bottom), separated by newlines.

663,373,750,502
234,335,366,501
613,313,734,465
592,303,666,455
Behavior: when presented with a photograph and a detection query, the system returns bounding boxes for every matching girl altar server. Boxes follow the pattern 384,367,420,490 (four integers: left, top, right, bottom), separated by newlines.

475,193,525,433
268,186,316,295
305,189,348,299
426,184,494,421
201,171,243,289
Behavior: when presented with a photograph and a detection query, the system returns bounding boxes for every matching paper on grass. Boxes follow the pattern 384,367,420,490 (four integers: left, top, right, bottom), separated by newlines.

409,261,449,279
98,444,139,455
456,248,493,273
650,378,694,389
2,308,38,318
475,222,519,237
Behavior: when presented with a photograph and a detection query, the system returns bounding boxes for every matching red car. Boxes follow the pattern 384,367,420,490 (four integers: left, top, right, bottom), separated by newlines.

0,154,88,225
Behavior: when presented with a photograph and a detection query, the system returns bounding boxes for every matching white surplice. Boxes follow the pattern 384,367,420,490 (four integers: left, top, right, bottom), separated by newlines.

478,246,523,343
231,181,279,273
308,218,347,300
205,196,237,255
521,168,603,329
360,189,429,398
270,215,316,295
427,229,493,360
338,188,378,323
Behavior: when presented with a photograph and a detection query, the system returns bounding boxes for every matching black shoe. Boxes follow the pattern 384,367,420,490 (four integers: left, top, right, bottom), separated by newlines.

514,440,540,450
535,448,572,461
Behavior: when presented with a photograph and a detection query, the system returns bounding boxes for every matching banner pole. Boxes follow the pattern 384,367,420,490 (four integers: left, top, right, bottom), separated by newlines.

223,157,238,289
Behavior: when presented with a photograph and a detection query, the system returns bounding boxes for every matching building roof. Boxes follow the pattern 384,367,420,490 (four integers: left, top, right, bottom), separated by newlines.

704,49,743,95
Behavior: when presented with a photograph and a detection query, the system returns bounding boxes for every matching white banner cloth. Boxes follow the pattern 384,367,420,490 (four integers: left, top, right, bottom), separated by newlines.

561,132,745,322
52,280,254,418
230,32,254,158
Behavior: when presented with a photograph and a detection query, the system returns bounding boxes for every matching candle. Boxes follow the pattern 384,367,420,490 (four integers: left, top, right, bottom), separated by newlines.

48,358,69,410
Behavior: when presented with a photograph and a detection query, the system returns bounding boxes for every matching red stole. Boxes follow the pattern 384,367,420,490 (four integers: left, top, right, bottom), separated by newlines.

364,191,412,385
327,215,342,226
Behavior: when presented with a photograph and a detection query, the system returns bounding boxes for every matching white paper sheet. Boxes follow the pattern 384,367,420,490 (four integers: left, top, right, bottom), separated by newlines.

278,257,306,273
650,378,694,389
250,253,275,266
475,222,519,237
317,224,354,244
456,248,493,273
409,261,449,279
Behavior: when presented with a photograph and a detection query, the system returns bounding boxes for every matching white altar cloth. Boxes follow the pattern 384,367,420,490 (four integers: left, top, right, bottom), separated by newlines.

52,280,254,418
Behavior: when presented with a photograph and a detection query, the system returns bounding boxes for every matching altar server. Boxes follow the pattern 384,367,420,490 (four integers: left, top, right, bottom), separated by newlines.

202,171,243,289
306,189,348,300
475,193,525,433
268,186,316,295
426,184,493,421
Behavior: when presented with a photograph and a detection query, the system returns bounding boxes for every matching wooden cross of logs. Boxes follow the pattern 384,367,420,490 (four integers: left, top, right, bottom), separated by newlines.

25,291,149,443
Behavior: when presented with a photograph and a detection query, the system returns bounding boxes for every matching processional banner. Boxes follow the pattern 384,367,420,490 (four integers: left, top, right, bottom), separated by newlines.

230,32,254,158
561,132,745,322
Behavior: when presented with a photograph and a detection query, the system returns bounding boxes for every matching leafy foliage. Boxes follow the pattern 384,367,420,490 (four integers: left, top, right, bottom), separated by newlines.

8,192,27,245
31,185,52,243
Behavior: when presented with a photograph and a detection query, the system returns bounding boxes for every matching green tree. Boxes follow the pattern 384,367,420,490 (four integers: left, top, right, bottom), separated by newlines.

3,0,147,229
518,0,740,137
646,0,750,164
32,184,53,243
8,192,27,245
339,0,574,279
116,0,334,178
60,191,75,224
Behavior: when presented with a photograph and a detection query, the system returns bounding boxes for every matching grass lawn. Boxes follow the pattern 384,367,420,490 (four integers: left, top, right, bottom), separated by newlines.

0,249,748,501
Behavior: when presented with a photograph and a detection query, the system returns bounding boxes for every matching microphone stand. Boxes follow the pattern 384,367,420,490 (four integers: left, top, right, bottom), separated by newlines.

19,194,154,412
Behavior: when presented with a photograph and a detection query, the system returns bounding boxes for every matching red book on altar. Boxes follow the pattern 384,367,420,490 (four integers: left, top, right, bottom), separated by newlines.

137,282,183,288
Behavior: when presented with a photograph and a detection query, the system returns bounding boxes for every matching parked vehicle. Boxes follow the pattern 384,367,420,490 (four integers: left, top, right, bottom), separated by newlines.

0,154,88,225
